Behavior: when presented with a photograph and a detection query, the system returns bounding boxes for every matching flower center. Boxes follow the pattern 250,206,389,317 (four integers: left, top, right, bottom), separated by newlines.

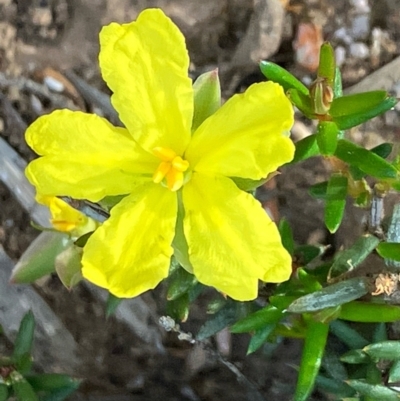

152,147,190,191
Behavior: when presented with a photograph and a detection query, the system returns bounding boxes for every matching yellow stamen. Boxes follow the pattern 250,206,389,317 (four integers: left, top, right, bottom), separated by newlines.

152,147,190,191
172,156,189,172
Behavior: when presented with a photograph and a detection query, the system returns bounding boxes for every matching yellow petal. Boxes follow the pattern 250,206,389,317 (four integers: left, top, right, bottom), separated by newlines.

185,82,295,179
82,182,177,298
182,173,292,301
99,8,193,155
26,110,157,202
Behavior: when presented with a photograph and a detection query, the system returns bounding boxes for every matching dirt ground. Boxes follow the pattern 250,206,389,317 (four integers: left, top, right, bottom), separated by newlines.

1,0,400,400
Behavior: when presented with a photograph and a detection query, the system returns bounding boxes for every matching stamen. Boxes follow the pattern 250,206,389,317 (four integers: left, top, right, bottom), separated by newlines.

153,161,171,183
172,156,189,172
152,147,190,191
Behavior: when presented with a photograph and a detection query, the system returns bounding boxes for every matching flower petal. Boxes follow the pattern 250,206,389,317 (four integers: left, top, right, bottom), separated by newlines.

182,173,292,301
82,182,177,298
99,8,193,154
26,110,157,201
185,82,295,179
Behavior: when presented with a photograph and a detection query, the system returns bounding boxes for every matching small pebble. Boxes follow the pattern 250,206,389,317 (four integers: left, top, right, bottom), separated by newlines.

349,42,369,59
350,14,370,40
43,76,64,92
333,27,353,45
350,0,371,13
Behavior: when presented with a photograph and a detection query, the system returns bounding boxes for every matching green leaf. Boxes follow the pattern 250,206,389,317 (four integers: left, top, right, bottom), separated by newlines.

330,91,388,117
259,61,309,96
12,312,35,362
389,360,400,383
324,174,347,233
73,231,93,247
197,300,247,341
230,176,269,192
230,305,284,333
10,372,39,401
316,121,339,156
166,293,190,322
315,375,355,398
278,218,294,255
105,293,123,318
247,323,276,354
26,374,80,392
294,320,329,401
335,139,398,179
332,94,398,130
322,349,348,381
346,379,400,400
330,319,369,349
290,135,320,164
372,143,393,159
373,323,388,343
287,88,315,118
287,277,370,313
333,67,343,99
340,349,370,364
309,181,328,199
192,69,221,132
294,245,325,265
40,386,80,401
167,266,197,301
339,302,400,323
329,235,380,279
54,246,82,290
377,243,400,261
10,232,71,284
318,42,335,85
363,341,400,361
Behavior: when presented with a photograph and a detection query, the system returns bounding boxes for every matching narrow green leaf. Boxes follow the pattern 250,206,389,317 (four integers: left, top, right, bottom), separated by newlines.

333,95,398,130
340,349,370,364
166,293,190,323
318,42,335,85
315,376,355,398
54,246,82,290
294,245,325,265
197,300,247,341
105,293,123,318
167,266,197,301
230,305,283,333
73,231,93,247
269,295,299,310
259,61,309,96
363,341,400,361
294,320,329,401
278,218,295,255
316,121,339,156
330,91,388,117
377,243,400,262
389,360,400,383
330,320,369,349
12,312,35,362
10,372,39,401
287,88,315,118
192,69,221,132
339,302,400,323
309,181,328,199
324,174,347,233
288,277,369,313
372,143,393,159
373,323,388,343
10,232,71,284
290,135,320,164
346,379,400,400
335,139,397,179
333,67,343,99
247,324,276,354
26,374,80,392
329,235,380,279
322,349,348,381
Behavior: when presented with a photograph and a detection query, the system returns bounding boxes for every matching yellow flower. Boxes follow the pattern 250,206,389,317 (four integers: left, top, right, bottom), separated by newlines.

36,194,98,236
25,8,295,301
